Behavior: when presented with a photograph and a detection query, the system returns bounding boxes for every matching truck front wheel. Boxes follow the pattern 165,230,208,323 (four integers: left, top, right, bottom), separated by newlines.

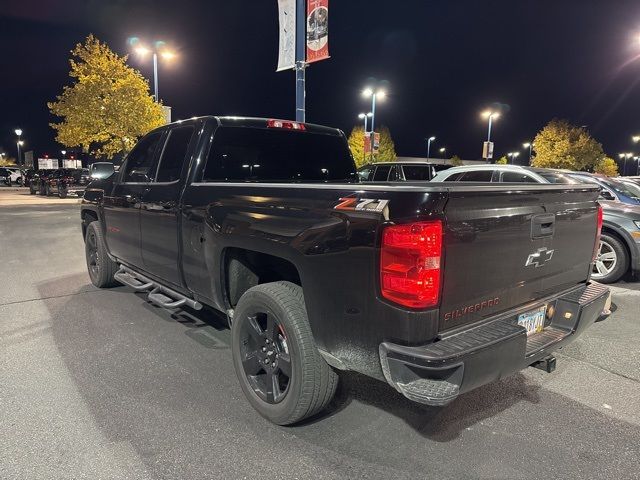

231,281,338,425
85,221,118,288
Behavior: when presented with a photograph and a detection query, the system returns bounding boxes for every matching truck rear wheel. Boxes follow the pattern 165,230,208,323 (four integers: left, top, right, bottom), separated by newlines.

231,281,338,425
85,221,118,288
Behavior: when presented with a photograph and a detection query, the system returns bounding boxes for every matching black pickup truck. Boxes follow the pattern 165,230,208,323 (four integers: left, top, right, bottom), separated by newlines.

81,116,610,425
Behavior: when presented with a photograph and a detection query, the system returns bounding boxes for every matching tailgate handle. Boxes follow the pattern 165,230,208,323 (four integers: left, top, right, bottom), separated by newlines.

531,213,555,239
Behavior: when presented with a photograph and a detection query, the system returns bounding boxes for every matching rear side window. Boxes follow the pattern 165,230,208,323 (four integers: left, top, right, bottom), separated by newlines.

373,165,391,181
501,171,537,183
402,165,433,181
202,127,355,182
123,131,164,182
154,126,195,182
459,170,494,182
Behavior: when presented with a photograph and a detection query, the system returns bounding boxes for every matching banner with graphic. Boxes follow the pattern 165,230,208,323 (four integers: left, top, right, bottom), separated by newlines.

306,0,329,64
277,0,297,71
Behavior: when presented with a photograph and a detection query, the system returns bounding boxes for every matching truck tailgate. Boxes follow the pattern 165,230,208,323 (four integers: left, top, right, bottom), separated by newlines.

439,185,600,331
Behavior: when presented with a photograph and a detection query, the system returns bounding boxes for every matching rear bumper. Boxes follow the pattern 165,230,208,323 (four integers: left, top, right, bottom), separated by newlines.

379,282,610,406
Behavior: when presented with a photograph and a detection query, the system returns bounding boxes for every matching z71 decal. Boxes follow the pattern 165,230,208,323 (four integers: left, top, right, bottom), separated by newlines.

334,197,390,219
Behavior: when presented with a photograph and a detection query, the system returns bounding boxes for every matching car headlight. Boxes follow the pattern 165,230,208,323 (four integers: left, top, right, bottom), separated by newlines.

634,220,640,229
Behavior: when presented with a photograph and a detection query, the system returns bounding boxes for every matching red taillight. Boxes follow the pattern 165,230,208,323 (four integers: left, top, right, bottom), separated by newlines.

380,220,443,309
593,204,604,261
267,119,306,130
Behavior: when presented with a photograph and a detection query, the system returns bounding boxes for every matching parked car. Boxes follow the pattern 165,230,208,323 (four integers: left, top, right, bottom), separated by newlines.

4,167,24,185
567,173,640,205
431,164,550,183
358,161,451,182
30,168,90,198
22,168,36,187
434,165,639,283
80,116,609,425
0,167,12,186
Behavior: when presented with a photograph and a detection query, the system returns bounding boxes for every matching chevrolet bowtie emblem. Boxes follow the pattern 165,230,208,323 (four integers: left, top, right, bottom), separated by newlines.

525,247,555,268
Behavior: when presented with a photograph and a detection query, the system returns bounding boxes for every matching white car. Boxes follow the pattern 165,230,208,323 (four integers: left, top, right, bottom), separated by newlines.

431,164,549,183
4,167,24,185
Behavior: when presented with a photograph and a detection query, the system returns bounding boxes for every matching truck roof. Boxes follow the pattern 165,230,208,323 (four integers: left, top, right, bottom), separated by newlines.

165,115,343,137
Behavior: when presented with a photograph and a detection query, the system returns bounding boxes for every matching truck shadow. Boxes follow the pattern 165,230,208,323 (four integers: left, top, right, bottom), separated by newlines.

41,277,542,444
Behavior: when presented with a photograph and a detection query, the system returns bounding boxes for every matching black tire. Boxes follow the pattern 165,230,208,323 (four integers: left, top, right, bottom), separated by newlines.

58,186,68,199
44,184,51,196
231,281,338,425
85,221,119,288
17,178,22,186
592,233,629,284
29,185,36,195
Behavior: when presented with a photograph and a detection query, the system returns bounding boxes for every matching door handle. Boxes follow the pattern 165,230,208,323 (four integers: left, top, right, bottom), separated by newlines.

531,213,555,239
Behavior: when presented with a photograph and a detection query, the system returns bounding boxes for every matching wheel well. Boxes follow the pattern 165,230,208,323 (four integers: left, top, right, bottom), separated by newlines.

601,226,632,263
81,210,99,239
224,248,301,307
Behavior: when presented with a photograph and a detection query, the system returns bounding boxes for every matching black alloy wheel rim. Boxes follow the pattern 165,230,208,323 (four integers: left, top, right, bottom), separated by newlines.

86,231,100,278
239,311,292,404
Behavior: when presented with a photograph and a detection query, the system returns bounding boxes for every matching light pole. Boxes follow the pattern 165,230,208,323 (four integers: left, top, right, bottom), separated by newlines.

362,87,386,162
618,152,633,176
439,147,446,159
132,41,176,102
242,164,261,177
358,113,373,165
358,112,373,133
523,142,533,163
507,152,520,164
481,111,500,162
426,136,436,160
15,129,23,166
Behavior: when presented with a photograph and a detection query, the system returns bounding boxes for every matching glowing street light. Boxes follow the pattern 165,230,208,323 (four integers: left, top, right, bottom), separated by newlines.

362,86,387,162
439,147,446,158
481,110,500,162
508,151,520,164
523,142,533,162
619,152,633,176
129,38,176,101
14,129,23,166
358,112,373,132
426,136,436,160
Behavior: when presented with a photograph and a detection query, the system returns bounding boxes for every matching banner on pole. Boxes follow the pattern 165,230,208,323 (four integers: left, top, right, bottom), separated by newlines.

306,0,329,64
277,0,297,71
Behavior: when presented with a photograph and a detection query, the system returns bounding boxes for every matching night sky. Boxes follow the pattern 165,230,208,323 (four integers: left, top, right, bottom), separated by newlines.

2,0,640,164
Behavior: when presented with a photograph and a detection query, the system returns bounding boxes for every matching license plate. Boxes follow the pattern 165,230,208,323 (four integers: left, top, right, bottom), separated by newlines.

517,306,546,336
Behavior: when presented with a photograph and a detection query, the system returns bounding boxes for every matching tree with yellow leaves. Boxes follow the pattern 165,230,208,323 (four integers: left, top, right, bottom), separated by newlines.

593,157,619,176
49,35,166,159
347,125,397,168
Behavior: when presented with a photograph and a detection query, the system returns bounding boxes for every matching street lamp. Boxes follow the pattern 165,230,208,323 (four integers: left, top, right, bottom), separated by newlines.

439,147,446,158
481,110,500,162
362,86,387,162
131,39,176,101
507,151,520,164
426,136,436,160
242,164,261,177
358,112,373,165
15,129,23,167
358,112,373,133
619,152,633,176
523,142,533,163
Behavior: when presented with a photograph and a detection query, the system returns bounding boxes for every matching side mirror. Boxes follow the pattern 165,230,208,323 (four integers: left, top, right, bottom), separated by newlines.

599,190,615,201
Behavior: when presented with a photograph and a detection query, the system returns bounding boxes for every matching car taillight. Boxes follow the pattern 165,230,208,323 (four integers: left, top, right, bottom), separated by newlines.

593,204,603,262
380,220,443,309
267,119,306,130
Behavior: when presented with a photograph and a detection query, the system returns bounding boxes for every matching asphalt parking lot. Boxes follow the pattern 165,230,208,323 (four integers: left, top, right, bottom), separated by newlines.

1,195,639,479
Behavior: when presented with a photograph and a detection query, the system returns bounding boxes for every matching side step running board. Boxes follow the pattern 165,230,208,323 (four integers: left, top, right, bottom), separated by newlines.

115,266,202,311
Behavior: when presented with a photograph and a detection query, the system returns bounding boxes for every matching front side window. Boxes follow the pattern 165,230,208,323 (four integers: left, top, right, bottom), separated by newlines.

202,127,355,182
154,126,195,182
358,166,373,181
123,131,163,183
